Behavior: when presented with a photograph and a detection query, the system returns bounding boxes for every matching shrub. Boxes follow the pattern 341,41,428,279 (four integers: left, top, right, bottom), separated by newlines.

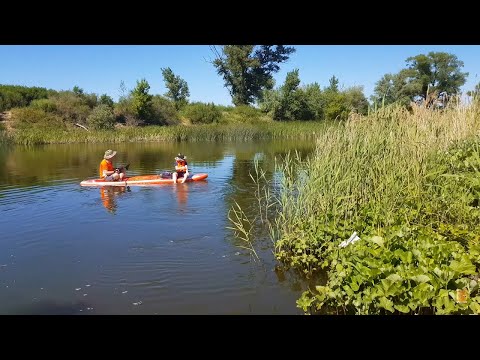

86,104,116,130
10,107,65,129
181,102,222,124
150,96,180,125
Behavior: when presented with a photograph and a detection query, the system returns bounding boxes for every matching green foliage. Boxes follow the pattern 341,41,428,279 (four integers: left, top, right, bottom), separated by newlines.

29,98,58,113
130,79,153,123
211,45,295,106
47,91,91,125
298,226,480,315
114,97,140,126
373,52,468,106
99,94,114,108
86,104,116,130
219,105,268,124
181,102,222,124
150,95,180,126
161,67,190,110
0,84,54,112
10,107,65,129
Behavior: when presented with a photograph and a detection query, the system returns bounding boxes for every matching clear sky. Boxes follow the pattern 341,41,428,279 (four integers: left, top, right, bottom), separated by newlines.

0,45,479,105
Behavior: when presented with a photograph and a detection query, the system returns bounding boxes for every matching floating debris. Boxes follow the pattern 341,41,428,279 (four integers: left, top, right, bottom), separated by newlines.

122,291,128,294
75,288,81,291
40,288,44,290
83,294,87,297
339,231,361,248
85,284,91,287
235,252,240,256
132,301,143,306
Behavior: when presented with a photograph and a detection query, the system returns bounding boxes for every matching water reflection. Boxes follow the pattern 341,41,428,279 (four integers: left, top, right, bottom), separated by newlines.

173,183,189,207
100,186,130,213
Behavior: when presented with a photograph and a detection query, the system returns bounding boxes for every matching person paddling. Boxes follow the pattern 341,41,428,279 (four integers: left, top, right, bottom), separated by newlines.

99,149,127,181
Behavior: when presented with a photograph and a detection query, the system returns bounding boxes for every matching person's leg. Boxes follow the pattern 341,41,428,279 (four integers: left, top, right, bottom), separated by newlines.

172,172,177,184
112,173,120,181
181,171,188,183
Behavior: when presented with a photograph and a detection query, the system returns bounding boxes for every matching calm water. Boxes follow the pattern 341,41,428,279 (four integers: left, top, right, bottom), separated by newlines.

0,140,315,314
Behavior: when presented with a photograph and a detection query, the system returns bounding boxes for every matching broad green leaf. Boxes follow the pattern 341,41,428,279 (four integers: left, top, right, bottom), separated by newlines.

469,302,480,314
379,297,395,313
411,275,431,283
386,274,403,282
394,305,410,313
449,259,476,275
369,236,384,247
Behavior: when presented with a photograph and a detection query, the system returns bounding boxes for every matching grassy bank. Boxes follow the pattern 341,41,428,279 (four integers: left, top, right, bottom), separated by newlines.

2,121,329,145
237,102,480,314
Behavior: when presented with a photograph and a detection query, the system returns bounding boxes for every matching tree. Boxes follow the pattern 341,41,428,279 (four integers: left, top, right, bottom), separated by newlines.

130,79,153,122
161,67,190,110
326,75,339,93
405,52,468,100
373,52,468,107
211,45,296,106
73,86,84,96
99,94,114,108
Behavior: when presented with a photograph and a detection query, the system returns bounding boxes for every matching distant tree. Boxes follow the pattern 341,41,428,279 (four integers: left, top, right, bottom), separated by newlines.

373,52,468,107
73,86,84,96
99,94,114,108
326,75,339,93
130,79,153,122
405,52,468,100
161,67,190,110
343,86,369,115
211,45,296,106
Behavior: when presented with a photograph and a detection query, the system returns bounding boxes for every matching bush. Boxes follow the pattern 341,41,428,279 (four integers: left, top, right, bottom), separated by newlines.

181,102,222,124
150,96,180,125
30,98,58,113
10,107,65,129
48,92,91,124
114,97,143,126
87,104,116,130
0,84,53,112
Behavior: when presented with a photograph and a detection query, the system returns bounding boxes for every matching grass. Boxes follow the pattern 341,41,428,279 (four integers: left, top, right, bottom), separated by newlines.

3,121,331,145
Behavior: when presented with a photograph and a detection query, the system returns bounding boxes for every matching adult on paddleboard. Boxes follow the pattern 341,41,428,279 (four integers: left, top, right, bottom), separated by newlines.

99,149,128,181
172,153,189,184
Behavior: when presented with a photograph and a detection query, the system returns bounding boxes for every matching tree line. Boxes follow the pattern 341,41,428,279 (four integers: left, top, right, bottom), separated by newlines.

0,46,476,129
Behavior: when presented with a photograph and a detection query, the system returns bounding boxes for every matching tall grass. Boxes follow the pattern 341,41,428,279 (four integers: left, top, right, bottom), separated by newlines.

271,101,480,256
236,100,480,314
6,121,331,145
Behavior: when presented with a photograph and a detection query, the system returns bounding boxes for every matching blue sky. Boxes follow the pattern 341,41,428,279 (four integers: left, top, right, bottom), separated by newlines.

0,45,479,105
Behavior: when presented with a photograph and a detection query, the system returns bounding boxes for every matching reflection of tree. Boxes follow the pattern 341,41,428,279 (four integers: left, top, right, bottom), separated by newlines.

100,186,128,214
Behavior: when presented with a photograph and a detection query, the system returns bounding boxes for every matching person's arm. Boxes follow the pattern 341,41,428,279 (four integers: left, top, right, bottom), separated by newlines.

181,165,189,183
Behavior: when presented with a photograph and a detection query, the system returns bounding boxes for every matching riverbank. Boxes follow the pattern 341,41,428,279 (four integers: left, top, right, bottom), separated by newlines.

0,121,331,145
240,102,480,314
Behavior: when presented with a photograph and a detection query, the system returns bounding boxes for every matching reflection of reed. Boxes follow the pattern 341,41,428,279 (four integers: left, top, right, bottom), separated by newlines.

100,186,128,213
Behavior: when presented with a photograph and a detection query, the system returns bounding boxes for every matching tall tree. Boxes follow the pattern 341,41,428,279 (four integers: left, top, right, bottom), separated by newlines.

373,52,468,107
130,78,153,121
211,45,295,106
161,67,190,109
405,52,468,100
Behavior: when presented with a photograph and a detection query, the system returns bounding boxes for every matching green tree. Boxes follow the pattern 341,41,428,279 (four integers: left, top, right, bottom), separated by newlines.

373,52,468,107
73,86,84,96
405,52,468,100
326,75,339,92
211,45,295,106
130,79,153,122
99,94,114,108
161,67,190,110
